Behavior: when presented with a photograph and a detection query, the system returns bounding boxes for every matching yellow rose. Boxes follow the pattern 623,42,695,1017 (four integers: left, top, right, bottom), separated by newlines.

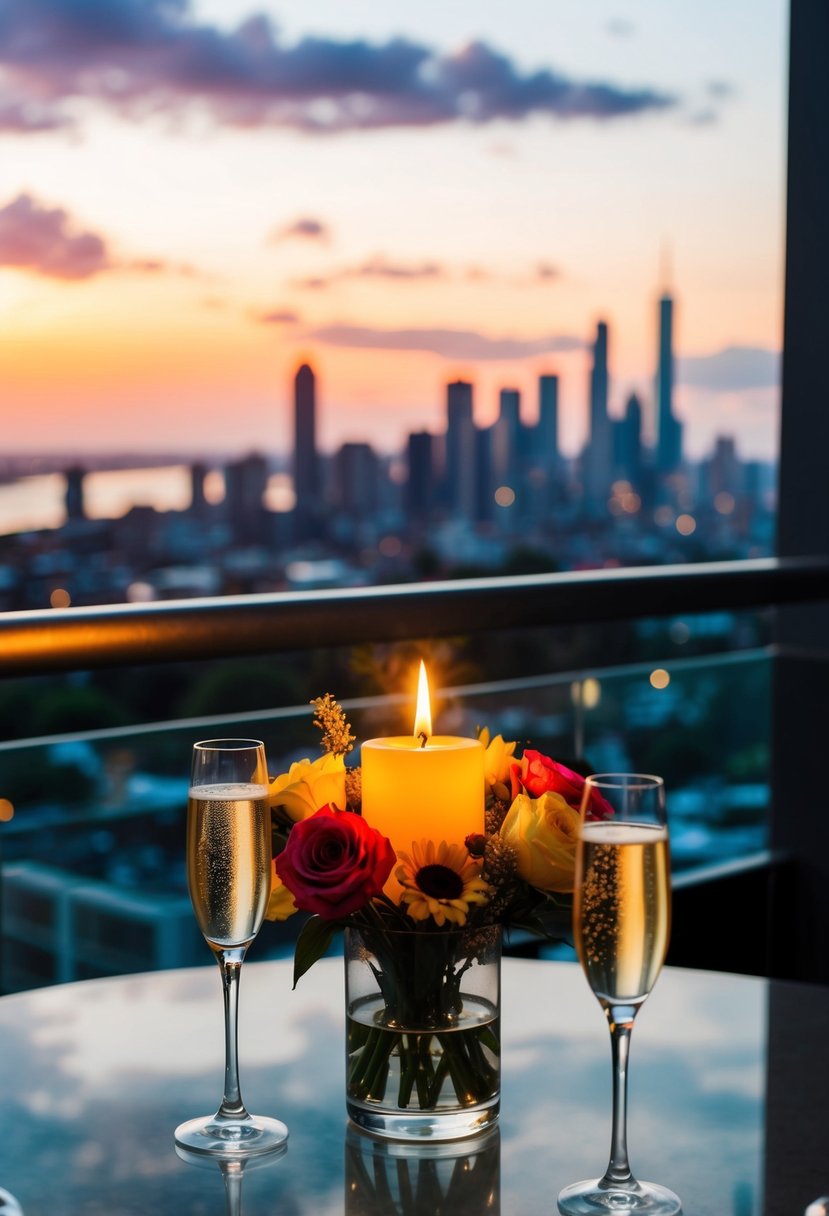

499,790,580,894
479,728,517,795
268,753,346,822
265,864,298,922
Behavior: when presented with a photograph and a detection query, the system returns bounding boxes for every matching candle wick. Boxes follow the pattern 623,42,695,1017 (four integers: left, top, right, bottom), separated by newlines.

417,730,428,749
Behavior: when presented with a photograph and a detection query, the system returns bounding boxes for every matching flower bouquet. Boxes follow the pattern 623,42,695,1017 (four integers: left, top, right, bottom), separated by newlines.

267,692,611,1138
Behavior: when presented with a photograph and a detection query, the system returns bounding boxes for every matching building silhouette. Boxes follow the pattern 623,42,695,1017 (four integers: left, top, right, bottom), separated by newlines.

224,452,269,542
293,362,320,539
64,466,86,522
616,392,644,486
655,292,683,474
538,375,560,467
444,379,476,520
583,320,613,509
406,430,435,520
189,462,208,515
331,442,379,520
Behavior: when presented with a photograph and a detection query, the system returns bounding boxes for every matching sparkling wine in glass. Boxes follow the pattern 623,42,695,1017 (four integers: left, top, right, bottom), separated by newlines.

174,739,288,1158
558,773,681,1215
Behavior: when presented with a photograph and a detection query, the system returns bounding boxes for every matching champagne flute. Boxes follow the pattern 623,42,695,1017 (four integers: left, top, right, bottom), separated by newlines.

558,774,681,1215
174,739,288,1158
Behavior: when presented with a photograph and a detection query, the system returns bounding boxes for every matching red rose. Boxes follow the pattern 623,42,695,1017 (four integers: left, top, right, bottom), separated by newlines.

511,751,613,821
275,805,395,920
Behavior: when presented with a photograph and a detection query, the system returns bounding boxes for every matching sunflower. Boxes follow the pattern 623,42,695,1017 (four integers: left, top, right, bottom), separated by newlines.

395,839,490,927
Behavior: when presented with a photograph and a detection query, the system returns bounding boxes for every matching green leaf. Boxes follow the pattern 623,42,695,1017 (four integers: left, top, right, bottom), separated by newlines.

292,915,342,988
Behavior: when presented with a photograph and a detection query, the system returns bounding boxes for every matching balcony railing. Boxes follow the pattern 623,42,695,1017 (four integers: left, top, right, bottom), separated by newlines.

0,556,826,676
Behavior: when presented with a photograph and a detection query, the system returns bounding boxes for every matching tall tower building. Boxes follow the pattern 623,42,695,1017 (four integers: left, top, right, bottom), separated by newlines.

445,379,476,520
293,362,319,537
64,465,86,522
538,375,560,468
493,389,521,479
584,320,613,508
655,293,683,474
617,393,643,485
406,431,435,519
190,462,208,515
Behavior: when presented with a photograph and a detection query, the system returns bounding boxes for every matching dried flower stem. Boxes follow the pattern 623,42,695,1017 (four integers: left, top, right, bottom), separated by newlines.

311,693,356,757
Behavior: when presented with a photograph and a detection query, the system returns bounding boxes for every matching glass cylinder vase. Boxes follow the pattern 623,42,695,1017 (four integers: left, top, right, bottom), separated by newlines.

344,924,501,1141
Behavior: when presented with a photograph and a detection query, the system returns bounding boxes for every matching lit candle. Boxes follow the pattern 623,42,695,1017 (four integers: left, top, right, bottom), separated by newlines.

361,662,485,898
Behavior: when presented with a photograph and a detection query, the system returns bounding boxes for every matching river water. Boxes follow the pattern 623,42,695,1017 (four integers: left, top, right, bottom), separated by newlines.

0,467,193,535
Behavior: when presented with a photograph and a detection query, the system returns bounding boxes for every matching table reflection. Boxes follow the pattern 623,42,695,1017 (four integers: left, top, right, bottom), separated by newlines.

345,1126,499,1216
175,1143,288,1216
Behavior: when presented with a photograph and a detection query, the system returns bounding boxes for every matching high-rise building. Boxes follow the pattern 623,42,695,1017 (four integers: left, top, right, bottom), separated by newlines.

293,362,320,538
445,380,476,520
655,293,683,474
583,320,613,508
64,466,86,522
493,388,521,473
406,431,435,519
331,442,379,518
190,462,208,514
538,375,560,468
616,393,643,485
224,452,269,542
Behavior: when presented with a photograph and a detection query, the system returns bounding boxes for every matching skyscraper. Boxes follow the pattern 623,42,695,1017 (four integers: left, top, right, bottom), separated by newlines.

616,393,643,485
331,442,379,518
584,320,613,508
293,362,319,537
655,293,683,474
538,375,560,468
406,430,435,519
493,388,521,483
445,379,476,520
64,465,86,522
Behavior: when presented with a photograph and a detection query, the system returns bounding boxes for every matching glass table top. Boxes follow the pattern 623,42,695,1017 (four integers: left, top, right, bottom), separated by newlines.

0,955,825,1215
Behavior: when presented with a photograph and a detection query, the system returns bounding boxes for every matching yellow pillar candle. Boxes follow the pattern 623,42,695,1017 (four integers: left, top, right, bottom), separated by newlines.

361,663,485,898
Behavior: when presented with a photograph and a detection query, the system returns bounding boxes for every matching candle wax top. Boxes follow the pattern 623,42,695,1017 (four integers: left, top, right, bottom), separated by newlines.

362,736,482,752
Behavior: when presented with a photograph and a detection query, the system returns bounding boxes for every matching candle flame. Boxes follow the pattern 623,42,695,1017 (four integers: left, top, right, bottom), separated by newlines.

413,660,432,742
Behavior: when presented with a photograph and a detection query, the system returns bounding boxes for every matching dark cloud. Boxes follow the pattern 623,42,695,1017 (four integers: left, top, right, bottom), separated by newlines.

273,217,330,243
290,255,445,289
349,256,444,280
677,345,779,391
258,308,301,324
0,0,679,134
536,261,560,281
0,192,111,278
307,323,584,360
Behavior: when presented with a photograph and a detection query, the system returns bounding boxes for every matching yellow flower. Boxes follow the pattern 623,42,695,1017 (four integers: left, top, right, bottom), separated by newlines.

478,727,517,798
268,752,346,822
396,840,490,927
499,791,580,894
265,863,298,922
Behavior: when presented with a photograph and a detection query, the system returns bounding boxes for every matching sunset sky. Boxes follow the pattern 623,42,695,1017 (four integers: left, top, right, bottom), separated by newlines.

0,0,787,461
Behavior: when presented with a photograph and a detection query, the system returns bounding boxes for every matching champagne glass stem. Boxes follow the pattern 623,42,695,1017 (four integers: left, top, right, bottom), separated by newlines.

216,948,249,1123
602,1005,637,1187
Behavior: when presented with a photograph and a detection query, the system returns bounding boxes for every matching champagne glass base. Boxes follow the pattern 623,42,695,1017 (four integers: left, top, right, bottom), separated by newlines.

558,1177,682,1214
174,1114,289,1159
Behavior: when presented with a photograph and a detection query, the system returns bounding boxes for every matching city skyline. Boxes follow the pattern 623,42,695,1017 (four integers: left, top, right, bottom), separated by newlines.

0,1,786,460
